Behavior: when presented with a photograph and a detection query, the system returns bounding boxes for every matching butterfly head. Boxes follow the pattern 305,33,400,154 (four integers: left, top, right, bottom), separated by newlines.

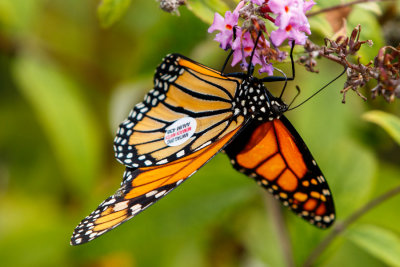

239,77,289,121
269,96,288,119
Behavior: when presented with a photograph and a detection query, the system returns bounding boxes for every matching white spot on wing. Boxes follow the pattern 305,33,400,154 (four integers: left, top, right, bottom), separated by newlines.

156,159,168,165
323,216,331,223
89,233,97,238
103,198,116,205
113,201,129,212
146,191,158,197
130,204,142,214
195,141,211,151
155,190,167,198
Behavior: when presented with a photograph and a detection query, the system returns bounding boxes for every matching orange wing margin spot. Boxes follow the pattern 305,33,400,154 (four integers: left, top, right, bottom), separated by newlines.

303,198,318,211
315,203,327,216
294,192,308,202
310,191,321,199
178,58,227,79
274,120,307,178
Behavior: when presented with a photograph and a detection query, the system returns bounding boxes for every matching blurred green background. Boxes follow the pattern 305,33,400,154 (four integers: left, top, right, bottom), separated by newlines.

1,0,400,266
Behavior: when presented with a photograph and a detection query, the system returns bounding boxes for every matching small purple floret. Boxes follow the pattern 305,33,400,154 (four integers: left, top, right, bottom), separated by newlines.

208,0,316,74
208,11,239,50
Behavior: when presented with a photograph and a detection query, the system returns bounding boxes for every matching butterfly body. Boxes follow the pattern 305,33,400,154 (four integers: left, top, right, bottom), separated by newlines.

71,54,335,245
232,78,288,121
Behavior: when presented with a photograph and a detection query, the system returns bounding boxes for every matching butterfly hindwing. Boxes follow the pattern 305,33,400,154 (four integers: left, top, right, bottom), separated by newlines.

225,116,335,227
71,127,242,245
114,54,243,169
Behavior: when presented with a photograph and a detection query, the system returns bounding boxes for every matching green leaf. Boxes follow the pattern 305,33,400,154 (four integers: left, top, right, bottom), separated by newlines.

324,237,392,267
188,2,216,24
309,15,334,40
328,141,376,217
12,53,102,197
0,195,70,267
97,0,131,28
358,2,382,16
203,0,230,14
348,8,383,63
346,224,400,266
188,0,230,24
0,0,42,35
363,110,400,145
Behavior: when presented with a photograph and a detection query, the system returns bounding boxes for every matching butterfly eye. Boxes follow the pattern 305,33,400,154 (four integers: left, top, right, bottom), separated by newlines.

271,104,281,114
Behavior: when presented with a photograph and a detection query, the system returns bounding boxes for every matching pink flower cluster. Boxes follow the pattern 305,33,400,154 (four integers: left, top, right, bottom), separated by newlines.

208,0,315,74
269,0,315,46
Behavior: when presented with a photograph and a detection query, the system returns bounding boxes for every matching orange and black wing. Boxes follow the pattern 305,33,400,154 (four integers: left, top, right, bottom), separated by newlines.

71,128,241,245
114,54,244,168
225,116,335,228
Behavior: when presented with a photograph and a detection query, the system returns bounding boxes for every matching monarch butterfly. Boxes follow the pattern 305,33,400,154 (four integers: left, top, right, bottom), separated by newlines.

70,50,335,245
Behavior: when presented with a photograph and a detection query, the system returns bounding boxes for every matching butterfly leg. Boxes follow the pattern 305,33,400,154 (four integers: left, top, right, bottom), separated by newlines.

220,27,248,79
247,30,263,76
220,26,238,75
260,40,296,83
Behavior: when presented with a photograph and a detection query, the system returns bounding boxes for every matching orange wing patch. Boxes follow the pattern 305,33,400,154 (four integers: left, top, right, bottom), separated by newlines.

70,128,240,245
226,117,335,228
274,120,307,178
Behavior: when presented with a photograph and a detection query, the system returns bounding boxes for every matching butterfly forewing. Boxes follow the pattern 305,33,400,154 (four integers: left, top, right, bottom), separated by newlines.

71,126,242,245
114,54,243,168
225,116,335,227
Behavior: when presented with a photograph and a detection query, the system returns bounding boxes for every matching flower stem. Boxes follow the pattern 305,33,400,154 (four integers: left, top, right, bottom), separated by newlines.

265,194,295,267
302,184,400,267
307,0,395,17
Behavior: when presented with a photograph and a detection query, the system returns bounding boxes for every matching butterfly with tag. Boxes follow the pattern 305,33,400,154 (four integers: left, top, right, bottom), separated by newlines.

70,43,336,245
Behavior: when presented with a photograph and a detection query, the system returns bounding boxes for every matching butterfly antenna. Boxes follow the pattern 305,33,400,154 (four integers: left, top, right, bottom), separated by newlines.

287,85,301,109
289,40,295,80
259,40,295,83
288,68,347,111
248,30,263,77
